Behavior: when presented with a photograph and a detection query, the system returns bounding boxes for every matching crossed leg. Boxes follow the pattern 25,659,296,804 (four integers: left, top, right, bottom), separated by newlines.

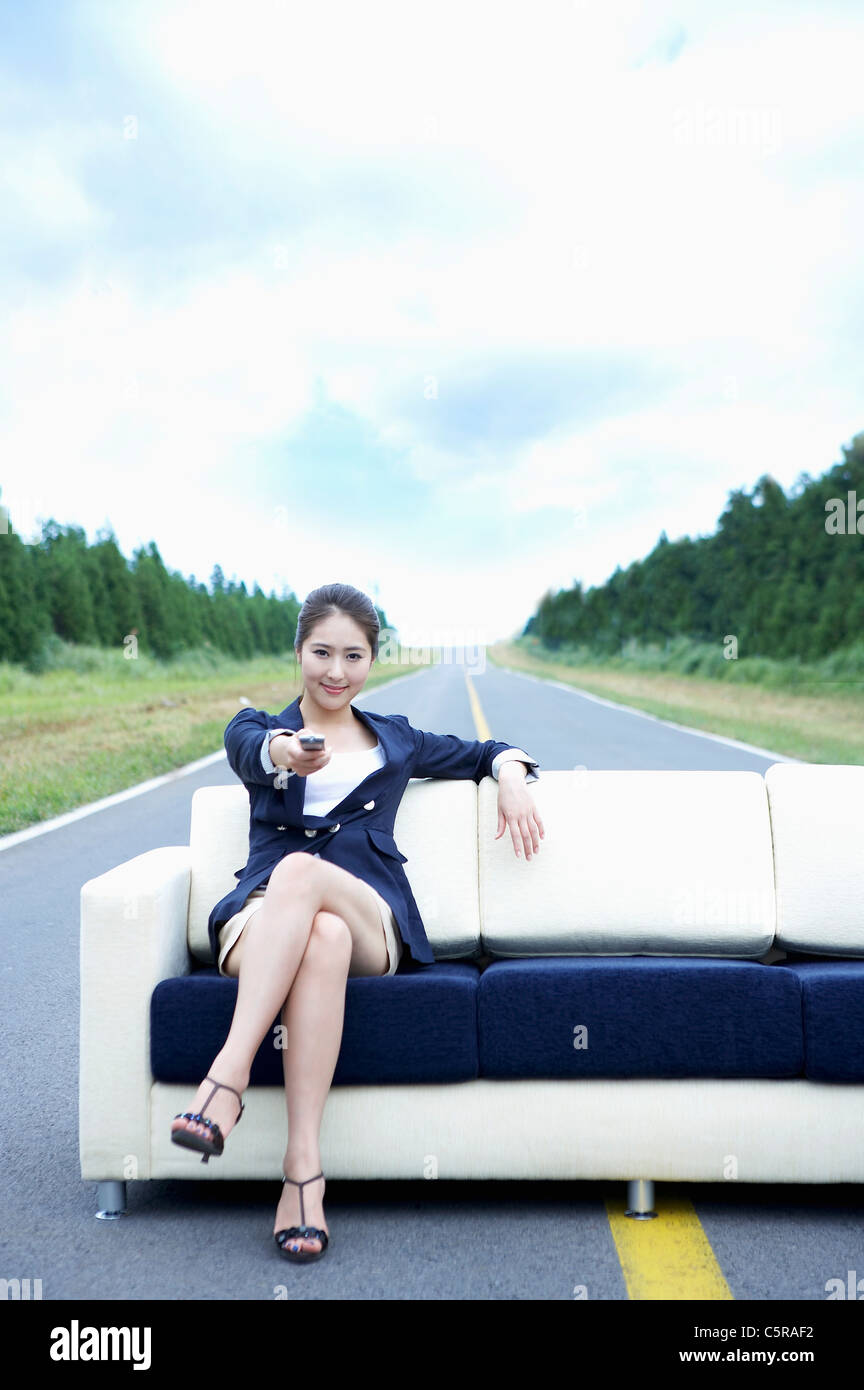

171,853,393,1255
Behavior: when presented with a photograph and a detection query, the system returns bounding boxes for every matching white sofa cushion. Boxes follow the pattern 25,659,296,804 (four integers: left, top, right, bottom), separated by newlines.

393,778,482,959
478,769,775,956
766,763,864,955
187,778,482,962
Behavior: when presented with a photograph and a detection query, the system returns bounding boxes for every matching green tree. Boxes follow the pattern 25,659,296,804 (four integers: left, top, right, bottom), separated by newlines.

0,519,49,663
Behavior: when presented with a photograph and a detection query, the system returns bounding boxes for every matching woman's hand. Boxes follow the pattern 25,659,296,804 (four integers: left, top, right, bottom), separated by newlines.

269,729,331,777
495,764,545,860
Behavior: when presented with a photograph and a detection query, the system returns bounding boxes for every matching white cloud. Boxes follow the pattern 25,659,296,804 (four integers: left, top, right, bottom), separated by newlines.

2,269,315,532
1,0,862,643
0,141,105,238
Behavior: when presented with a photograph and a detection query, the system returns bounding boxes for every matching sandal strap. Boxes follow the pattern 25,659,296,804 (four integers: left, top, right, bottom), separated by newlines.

282,1173,324,1231
175,1112,222,1136
201,1075,245,1123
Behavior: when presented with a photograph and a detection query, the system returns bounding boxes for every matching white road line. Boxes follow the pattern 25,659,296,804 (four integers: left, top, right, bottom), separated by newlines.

500,666,807,765
0,750,229,852
0,668,429,854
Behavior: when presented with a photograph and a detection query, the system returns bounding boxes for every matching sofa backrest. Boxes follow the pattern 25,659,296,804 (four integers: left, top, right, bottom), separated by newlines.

187,778,483,963
186,764,864,965
766,763,864,956
477,769,777,957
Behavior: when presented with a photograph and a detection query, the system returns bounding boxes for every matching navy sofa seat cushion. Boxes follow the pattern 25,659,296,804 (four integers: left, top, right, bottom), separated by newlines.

775,960,864,1082
477,957,804,1079
151,962,480,1086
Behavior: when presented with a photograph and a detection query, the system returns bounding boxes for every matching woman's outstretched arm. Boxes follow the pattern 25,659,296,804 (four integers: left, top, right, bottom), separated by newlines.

395,715,538,784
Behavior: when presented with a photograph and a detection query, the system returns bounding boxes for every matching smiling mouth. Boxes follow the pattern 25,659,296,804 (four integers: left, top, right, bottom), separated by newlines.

322,683,347,691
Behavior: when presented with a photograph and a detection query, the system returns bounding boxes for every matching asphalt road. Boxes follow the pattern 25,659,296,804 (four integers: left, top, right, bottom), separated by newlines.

1,659,861,1302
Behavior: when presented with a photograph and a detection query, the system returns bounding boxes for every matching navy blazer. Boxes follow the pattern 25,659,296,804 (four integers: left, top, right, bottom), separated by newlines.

208,693,537,969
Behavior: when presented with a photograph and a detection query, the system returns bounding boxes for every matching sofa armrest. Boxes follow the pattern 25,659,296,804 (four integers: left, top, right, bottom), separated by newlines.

79,847,191,1181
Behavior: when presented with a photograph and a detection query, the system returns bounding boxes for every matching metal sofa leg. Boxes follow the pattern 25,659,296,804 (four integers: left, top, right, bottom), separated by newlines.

95,1181,127,1219
625,1178,657,1219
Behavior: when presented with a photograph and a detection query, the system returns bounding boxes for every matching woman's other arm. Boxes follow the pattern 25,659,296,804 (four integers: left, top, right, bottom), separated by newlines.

397,716,539,784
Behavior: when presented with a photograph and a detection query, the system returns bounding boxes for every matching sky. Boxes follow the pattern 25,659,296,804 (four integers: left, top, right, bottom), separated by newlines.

1,0,862,645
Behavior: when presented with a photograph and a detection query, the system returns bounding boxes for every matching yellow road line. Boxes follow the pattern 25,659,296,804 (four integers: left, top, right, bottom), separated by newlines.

606,1197,734,1300
465,673,491,740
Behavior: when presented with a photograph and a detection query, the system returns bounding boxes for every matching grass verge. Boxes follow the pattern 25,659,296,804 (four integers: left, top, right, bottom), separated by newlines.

0,644,425,836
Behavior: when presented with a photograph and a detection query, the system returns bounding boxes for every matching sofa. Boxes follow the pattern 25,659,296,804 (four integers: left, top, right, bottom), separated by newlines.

79,762,864,1219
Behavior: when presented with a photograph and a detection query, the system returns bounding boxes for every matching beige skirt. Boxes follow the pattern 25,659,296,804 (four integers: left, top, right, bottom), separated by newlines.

216,878,404,978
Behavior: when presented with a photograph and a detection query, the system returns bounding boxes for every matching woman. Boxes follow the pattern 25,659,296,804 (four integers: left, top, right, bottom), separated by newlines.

170,583,544,1261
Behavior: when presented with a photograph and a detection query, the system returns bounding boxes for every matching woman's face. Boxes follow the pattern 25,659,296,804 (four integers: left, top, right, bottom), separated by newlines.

296,612,373,708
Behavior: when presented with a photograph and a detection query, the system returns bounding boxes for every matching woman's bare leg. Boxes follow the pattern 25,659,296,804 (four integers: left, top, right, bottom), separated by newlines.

170,860,322,1149
272,910,354,1254
171,854,390,1220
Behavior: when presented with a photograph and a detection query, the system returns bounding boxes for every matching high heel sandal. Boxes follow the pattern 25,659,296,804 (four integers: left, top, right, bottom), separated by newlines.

170,1075,245,1164
274,1173,329,1262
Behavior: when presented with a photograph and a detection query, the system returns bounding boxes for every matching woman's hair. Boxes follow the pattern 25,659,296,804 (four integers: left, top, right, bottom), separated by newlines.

293,583,380,695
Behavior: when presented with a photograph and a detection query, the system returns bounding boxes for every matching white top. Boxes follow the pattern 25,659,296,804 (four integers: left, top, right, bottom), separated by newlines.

302,742,386,817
